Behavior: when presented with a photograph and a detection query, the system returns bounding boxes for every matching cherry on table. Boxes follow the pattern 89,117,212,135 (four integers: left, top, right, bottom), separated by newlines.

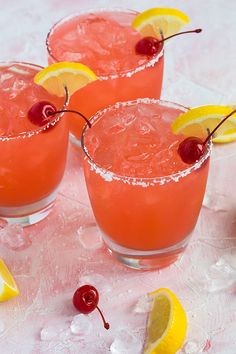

73,284,110,330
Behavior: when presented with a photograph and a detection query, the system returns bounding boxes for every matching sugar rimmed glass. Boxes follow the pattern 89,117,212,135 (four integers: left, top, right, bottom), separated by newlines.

0,62,69,226
81,98,211,270
46,8,164,146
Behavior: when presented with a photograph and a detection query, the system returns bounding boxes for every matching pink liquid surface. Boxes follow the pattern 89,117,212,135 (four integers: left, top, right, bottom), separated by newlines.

47,10,164,140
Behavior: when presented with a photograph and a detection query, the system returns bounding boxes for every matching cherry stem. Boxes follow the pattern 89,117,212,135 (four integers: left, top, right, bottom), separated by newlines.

203,108,236,145
48,109,91,128
96,305,110,330
158,28,202,44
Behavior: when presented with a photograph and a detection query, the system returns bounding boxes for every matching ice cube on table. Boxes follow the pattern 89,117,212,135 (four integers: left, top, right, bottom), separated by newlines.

70,314,92,336
110,329,143,354
77,224,103,250
182,340,201,353
40,326,59,341
0,223,32,250
133,295,151,313
0,320,5,334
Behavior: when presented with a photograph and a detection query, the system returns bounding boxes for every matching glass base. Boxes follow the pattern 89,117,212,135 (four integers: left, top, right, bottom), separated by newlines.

103,232,192,270
0,190,57,227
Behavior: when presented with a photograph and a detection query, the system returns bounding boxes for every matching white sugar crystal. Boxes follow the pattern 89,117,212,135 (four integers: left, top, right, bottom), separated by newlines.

110,329,143,354
77,224,103,250
134,295,151,313
70,314,92,336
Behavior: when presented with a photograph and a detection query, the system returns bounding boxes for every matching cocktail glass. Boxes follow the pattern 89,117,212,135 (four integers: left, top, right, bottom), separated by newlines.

46,9,164,145
81,98,211,270
0,62,69,226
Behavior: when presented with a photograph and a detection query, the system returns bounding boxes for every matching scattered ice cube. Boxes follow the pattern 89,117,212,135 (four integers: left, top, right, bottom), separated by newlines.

40,326,58,341
203,252,236,292
133,295,151,314
110,329,143,354
182,340,200,353
203,191,232,212
0,320,5,334
70,314,92,336
77,224,103,250
0,224,32,250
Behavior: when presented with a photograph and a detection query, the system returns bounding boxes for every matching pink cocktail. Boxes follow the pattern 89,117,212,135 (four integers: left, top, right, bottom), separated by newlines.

46,10,164,144
82,99,211,269
0,62,69,226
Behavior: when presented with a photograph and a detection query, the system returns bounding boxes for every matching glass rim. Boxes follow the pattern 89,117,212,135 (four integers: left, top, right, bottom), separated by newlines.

81,98,212,186
0,61,69,141
46,7,164,81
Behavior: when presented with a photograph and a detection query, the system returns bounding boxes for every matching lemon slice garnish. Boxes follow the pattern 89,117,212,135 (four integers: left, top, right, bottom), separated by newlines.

172,105,236,143
144,288,187,354
0,259,19,302
132,8,189,39
34,62,97,97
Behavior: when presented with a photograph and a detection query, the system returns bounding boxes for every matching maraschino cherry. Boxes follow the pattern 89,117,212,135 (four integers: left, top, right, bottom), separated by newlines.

135,29,202,56
178,108,236,164
28,101,91,128
73,285,110,330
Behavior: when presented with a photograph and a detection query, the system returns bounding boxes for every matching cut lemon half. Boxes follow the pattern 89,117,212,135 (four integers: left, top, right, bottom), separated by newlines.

172,105,236,143
34,62,97,97
0,259,19,302
144,288,187,354
132,8,189,39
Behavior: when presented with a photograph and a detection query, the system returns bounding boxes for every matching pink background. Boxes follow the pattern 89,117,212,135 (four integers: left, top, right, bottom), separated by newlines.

1,0,236,353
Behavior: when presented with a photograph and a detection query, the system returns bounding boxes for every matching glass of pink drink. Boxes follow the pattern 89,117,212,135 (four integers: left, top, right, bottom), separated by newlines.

0,62,69,226
46,9,164,145
82,99,211,269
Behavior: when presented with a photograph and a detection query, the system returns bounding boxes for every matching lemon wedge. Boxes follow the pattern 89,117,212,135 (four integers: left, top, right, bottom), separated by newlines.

132,8,189,39
144,288,187,354
34,62,97,97
172,105,236,143
0,259,19,302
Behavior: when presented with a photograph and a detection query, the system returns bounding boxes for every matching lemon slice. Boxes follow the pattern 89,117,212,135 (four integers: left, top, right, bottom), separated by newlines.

0,259,19,302
172,105,236,143
34,62,97,97
144,288,187,354
132,8,189,39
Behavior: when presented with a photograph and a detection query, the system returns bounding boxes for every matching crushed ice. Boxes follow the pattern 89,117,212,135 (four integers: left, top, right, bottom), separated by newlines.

110,329,143,354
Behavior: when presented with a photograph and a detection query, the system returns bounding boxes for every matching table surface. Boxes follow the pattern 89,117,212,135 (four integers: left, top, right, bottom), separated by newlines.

1,0,236,353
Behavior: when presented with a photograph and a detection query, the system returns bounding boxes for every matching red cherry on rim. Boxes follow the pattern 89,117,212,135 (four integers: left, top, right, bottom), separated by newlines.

178,108,236,164
135,29,202,56
28,101,56,127
73,285,110,330
135,36,162,56
178,137,205,164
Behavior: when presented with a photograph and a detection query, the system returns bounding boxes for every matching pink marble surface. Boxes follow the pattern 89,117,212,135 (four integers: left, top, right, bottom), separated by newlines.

1,0,236,353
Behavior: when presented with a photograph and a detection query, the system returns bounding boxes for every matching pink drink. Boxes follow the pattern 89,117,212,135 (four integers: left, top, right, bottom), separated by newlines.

47,10,164,143
82,99,211,269
0,62,69,225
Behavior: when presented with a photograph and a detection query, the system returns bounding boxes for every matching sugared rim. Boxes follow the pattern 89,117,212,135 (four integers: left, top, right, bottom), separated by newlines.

46,8,164,81
0,61,69,141
81,98,212,186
